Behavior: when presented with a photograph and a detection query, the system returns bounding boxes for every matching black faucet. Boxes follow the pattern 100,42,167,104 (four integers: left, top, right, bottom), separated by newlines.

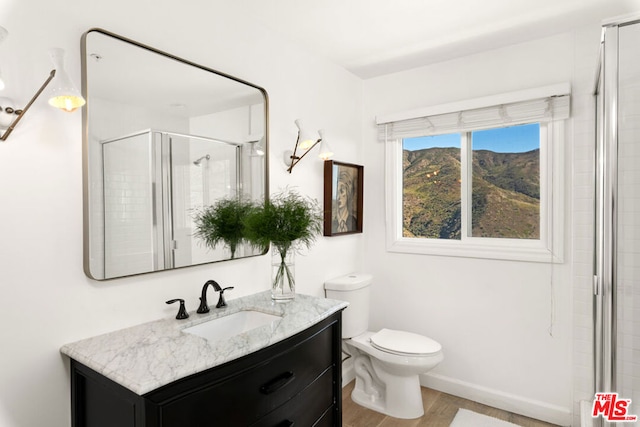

197,280,235,313
214,284,234,308
166,299,189,319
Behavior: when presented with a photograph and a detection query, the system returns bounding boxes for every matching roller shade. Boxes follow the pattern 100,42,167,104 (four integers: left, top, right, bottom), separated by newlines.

377,85,570,141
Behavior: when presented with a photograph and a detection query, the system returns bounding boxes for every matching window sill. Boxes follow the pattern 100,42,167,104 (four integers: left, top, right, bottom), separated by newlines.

387,238,563,263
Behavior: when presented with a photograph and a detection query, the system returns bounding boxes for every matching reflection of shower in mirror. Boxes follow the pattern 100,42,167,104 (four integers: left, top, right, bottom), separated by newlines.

193,154,211,207
83,28,269,280
193,154,210,166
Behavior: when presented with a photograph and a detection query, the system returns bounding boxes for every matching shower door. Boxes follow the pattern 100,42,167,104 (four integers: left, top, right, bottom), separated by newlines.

594,18,640,423
171,133,241,267
102,130,241,277
103,130,161,278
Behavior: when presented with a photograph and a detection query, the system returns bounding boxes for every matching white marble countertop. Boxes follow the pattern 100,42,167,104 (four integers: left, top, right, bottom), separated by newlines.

60,291,347,395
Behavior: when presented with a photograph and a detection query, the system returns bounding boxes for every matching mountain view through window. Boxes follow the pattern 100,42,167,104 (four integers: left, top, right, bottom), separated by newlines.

402,123,540,240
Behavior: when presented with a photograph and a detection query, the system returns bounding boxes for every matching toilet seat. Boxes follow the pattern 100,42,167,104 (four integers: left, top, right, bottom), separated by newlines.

370,329,441,356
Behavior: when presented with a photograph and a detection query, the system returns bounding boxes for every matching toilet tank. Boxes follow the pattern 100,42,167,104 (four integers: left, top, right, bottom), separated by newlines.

324,273,372,338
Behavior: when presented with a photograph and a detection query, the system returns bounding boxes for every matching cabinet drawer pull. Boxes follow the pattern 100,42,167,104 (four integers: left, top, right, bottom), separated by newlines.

274,421,294,427
260,371,295,394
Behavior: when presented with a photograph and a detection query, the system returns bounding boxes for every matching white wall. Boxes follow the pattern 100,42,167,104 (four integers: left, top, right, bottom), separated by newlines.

362,32,592,425
0,1,362,426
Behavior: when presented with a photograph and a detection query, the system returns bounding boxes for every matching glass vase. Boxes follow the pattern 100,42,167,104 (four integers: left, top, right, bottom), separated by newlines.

271,250,295,301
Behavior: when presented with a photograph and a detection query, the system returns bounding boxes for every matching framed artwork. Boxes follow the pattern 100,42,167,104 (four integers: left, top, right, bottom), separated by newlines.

324,160,363,236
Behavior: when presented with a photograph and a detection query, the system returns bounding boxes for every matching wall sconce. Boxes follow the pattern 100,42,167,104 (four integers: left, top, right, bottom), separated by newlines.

246,136,265,157
284,119,333,173
0,46,85,141
252,136,266,156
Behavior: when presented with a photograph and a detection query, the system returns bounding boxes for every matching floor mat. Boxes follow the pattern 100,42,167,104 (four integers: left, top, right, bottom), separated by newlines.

449,408,522,427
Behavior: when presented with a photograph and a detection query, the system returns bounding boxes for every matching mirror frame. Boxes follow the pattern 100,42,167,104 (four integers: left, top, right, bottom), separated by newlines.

81,28,269,280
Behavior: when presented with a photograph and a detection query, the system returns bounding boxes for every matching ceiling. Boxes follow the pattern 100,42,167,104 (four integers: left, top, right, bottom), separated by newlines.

240,0,640,78
86,30,264,118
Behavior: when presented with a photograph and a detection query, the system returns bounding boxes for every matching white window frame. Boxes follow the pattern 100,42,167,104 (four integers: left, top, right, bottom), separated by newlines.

384,121,564,263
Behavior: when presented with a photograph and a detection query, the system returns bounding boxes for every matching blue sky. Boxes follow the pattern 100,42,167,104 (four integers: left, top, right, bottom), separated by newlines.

403,123,540,153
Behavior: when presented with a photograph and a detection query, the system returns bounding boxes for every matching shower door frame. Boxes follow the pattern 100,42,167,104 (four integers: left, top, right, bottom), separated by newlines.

593,15,640,426
593,22,617,404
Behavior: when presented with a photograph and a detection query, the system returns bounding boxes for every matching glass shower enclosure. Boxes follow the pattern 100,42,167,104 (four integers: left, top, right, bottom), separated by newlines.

102,129,241,278
594,16,640,424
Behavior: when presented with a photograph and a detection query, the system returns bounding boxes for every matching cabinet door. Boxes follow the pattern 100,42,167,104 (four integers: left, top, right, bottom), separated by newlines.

71,361,148,427
158,323,334,426
249,368,335,427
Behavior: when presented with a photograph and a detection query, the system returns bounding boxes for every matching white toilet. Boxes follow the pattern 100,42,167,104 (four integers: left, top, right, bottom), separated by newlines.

324,273,443,419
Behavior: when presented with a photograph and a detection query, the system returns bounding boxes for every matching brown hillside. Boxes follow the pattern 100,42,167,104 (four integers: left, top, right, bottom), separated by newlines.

403,147,540,239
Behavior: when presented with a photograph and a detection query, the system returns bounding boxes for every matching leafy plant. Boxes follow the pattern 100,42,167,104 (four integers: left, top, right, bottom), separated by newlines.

193,197,254,259
244,190,323,293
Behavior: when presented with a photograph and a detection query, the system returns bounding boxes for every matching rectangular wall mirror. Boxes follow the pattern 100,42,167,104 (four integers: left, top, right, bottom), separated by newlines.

82,28,269,280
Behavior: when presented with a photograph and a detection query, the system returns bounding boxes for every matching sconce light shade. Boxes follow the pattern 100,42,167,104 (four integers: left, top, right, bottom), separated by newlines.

249,136,265,156
47,48,85,112
286,121,333,172
294,119,316,150
317,130,333,161
0,70,5,91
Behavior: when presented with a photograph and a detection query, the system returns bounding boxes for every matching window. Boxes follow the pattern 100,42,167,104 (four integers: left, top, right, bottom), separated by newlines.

403,132,462,240
402,123,541,241
379,85,567,262
470,124,540,239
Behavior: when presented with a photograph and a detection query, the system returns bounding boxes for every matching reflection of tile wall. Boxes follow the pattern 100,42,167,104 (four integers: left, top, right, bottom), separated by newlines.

89,178,105,278
618,23,640,413
103,137,155,278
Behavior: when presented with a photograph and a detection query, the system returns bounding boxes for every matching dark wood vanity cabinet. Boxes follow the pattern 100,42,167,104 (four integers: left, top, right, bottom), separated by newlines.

70,312,342,426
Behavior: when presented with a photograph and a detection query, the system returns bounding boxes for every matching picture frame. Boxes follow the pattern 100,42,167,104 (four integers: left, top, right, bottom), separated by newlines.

324,160,363,236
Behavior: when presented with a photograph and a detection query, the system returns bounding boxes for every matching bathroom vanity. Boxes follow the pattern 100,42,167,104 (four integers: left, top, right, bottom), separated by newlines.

61,292,347,426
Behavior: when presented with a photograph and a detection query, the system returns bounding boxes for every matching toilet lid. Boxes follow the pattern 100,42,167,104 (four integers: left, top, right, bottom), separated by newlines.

370,329,441,356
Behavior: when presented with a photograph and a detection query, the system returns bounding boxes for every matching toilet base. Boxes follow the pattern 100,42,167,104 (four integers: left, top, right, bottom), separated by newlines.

350,367,424,419
345,333,443,419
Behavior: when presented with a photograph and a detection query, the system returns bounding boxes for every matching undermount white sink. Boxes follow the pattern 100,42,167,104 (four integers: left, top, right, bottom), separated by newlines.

183,310,282,343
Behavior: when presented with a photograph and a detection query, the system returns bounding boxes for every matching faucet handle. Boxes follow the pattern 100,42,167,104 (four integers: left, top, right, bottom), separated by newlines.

216,286,234,308
166,299,189,319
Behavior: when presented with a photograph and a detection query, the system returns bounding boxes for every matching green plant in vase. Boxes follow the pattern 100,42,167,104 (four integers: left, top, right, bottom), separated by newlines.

244,190,323,300
193,197,254,259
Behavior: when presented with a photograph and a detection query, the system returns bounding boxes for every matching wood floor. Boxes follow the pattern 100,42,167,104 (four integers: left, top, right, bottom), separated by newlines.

341,381,560,427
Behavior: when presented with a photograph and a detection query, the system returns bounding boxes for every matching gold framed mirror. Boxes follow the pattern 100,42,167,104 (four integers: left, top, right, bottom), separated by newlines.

82,29,269,280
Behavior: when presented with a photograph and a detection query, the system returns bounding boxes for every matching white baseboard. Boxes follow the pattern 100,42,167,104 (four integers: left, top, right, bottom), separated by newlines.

342,357,355,386
420,372,572,426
